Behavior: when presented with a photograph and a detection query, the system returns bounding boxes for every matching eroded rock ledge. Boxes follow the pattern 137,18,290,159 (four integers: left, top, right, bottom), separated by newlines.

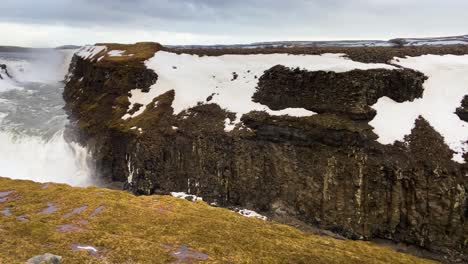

63,43,467,263
253,65,427,120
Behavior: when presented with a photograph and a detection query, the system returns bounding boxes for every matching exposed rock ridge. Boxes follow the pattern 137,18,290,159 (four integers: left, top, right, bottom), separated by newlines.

253,65,427,120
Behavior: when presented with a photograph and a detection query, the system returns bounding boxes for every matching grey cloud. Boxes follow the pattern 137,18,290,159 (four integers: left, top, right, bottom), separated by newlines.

0,0,362,28
0,0,348,38
0,0,467,45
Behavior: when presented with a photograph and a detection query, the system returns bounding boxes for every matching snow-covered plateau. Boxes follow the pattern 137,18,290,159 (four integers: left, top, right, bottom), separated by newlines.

123,52,395,125
95,47,468,162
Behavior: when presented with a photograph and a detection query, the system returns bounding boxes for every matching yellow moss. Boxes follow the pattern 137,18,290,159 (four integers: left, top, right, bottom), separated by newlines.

0,177,437,264
95,42,162,63
118,90,175,134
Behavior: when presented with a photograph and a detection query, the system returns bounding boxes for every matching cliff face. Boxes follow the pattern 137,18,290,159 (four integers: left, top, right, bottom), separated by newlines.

64,43,468,262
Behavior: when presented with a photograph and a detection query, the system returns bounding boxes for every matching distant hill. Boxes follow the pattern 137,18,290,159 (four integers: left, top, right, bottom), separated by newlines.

168,34,468,49
1,34,467,52
55,45,81,50
0,45,80,53
0,46,35,52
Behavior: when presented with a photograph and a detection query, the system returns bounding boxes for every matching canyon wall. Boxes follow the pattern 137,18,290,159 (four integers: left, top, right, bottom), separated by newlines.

64,43,468,262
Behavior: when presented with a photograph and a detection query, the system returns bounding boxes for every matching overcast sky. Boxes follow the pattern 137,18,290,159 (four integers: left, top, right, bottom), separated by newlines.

1,0,467,47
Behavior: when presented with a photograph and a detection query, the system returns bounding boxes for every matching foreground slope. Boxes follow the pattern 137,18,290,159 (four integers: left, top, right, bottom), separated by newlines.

0,177,437,263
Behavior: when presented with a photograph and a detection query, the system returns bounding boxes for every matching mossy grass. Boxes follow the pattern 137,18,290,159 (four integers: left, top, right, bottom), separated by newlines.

0,177,437,263
95,42,162,64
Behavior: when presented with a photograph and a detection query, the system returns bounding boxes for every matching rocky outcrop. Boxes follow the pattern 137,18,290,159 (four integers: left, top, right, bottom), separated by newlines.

27,253,62,264
0,64,12,80
63,43,467,262
63,43,160,181
253,65,427,120
456,95,468,122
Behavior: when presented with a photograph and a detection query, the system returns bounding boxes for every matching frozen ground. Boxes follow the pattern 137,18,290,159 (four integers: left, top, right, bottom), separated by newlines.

124,51,395,130
370,55,468,162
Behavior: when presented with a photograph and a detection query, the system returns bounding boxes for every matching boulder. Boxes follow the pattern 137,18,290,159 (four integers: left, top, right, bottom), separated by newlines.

26,253,62,264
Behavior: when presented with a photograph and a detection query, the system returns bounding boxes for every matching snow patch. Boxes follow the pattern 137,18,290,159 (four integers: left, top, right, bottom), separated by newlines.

171,192,203,202
75,45,107,60
237,209,268,221
370,55,468,163
224,118,236,132
71,244,99,256
130,127,143,133
77,246,98,252
108,50,125,57
126,155,134,183
123,51,395,125
411,40,468,46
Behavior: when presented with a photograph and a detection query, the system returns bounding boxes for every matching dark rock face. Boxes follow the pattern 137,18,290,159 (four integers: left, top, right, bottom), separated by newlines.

456,95,468,122
253,65,427,120
64,46,467,262
63,53,158,181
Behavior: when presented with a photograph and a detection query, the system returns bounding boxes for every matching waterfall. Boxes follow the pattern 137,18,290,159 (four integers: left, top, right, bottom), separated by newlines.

0,48,95,186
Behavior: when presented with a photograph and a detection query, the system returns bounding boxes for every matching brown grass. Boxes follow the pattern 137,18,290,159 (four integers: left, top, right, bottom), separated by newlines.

163,44,468,64
94,42,162,63
0,177,438,264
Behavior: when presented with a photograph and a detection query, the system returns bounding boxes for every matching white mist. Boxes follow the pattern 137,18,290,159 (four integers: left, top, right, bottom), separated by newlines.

0,48,95,186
